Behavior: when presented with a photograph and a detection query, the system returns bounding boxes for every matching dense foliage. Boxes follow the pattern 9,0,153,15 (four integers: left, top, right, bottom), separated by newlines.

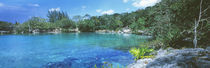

146,0,210,48
11,11,76,33
47,11,69,23
0,21,13,31
0,0,209,48
129,47,154,61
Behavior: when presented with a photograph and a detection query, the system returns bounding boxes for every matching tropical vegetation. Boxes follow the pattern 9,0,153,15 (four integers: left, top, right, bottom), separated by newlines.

129,47,154,61
0,0,209,49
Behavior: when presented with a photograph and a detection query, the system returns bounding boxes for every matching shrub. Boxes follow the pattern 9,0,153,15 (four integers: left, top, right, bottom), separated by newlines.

129,47,154,61
143,40,165,50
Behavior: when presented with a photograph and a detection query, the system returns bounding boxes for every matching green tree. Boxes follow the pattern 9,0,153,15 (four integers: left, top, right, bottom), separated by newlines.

130,17,146,30
0,21,13,31
47,10,69,23
55,18,76,29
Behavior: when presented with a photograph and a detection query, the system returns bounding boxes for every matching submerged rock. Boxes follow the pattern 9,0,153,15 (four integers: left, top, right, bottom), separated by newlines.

128,48,210,68
45,62,72,68
43,57,105,68
43,57,78,68
127,58,153,68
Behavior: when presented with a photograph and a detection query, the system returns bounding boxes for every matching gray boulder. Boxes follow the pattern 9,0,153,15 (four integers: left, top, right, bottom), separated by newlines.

128,48,210,68
147,48,210,68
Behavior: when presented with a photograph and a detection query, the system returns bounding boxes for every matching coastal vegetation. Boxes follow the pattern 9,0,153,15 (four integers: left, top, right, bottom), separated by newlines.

1,0,209,49
128,0,209,62
129,47,154,61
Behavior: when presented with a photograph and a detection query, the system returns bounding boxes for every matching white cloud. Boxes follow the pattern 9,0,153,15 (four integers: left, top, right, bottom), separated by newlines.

29,4,40,7
101,10,114,15
96,9,102,13
123,0,129,3
81,6,87,10
49,8,60,11
126,8,130,11
0,3,4,7
82,6,86,9
96,9,115,15
132,0,161,8
0,3,27,11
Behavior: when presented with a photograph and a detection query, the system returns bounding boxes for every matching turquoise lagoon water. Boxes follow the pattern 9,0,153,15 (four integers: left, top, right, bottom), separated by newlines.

0,33,151,68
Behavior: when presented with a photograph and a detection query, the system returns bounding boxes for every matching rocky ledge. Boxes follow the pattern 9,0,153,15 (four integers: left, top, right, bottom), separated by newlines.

127,48,210,68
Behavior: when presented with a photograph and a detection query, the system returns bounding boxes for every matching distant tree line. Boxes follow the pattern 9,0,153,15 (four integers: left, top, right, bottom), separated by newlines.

0,0,209,48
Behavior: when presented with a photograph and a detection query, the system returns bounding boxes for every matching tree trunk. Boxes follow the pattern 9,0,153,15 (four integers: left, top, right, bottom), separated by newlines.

193,20,197,48
193,0,204,48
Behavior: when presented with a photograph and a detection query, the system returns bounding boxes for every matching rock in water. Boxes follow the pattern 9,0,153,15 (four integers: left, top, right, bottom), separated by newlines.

128,48,210,68
43,57,78,68
43,57,106,68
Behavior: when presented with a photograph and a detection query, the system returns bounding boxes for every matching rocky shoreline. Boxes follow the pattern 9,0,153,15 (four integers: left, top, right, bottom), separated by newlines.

95,29,150,35
43,47,210,68
127,48,210,68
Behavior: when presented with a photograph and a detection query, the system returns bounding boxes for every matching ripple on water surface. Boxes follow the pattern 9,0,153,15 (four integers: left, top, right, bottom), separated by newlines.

0,33,151,68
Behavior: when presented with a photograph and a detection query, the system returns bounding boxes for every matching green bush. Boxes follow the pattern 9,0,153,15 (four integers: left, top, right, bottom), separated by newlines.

143,40,165,50
129,47,154,61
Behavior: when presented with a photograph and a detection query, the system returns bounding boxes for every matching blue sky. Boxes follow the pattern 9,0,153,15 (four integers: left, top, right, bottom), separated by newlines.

0,0,161,23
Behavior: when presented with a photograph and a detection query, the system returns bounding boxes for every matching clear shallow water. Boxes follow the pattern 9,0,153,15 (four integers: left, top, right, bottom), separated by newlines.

0,32,151,68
